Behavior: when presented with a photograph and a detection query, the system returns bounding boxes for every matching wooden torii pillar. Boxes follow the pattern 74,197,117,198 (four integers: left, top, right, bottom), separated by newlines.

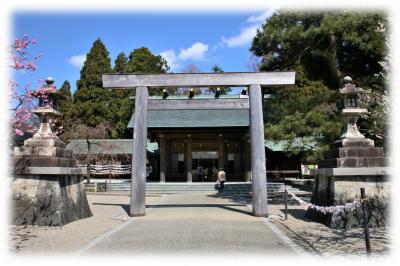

102,72,295,217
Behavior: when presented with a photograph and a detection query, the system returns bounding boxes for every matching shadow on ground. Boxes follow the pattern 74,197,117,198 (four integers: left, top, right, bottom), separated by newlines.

206,192,251,205
92,202,253,216
9,226,39,252
279,208,313,223
274,219,390,256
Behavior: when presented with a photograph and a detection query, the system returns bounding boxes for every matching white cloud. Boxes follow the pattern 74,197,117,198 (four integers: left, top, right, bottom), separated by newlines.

178,42,208,60
68,54,86,68
220,9,275,48
247,10,275,23
160,42,209,71
221,24,260,48
160,50,179,70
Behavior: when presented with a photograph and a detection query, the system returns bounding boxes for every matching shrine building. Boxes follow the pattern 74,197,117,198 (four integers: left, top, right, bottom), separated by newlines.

128,93,252,183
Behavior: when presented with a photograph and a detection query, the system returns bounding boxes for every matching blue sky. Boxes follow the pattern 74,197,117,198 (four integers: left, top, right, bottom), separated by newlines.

12,10,274,93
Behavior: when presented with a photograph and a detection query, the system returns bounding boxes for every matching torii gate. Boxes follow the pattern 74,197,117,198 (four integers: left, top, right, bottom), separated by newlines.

102,72,295,217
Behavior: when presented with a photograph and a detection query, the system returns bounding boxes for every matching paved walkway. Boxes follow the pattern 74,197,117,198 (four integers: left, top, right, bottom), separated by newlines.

78,193,299,255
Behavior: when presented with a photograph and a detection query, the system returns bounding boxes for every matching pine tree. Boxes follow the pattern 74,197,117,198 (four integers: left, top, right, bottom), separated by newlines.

211,64,223,73
250,10,388,161
114,52,128,73
251,11,387,90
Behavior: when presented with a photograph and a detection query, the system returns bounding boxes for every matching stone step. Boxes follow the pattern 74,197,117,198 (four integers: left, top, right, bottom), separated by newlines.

107,185,286,189
102,182,300,195
105,188,298,192
106,185,287,189
107,184,286,188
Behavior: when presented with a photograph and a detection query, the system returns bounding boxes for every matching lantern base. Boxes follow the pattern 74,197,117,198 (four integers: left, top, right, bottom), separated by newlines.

24,136,66,149
333,138,374,148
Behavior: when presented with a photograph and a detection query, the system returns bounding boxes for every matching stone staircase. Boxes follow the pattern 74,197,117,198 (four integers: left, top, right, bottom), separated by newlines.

103,181,300,195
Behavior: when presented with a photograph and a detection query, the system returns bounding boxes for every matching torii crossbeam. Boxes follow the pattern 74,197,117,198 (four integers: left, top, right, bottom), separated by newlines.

102,71,295,217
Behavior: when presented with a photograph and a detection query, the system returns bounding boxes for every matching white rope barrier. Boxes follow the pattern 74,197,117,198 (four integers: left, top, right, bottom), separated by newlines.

81,164,132,175
284,186,361,214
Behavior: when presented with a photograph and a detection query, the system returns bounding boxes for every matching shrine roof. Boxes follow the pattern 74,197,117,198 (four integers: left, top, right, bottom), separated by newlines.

146,94,248,100
65,138,312,154
128,93,250,128
66,139,158,155
127,109,250,128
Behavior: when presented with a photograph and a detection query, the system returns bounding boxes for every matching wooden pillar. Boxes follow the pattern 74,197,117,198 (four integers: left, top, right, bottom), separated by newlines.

218,134,224,170
159,135,166,183
249,84,268,217
186,135,192,182
166,138,170,181
130,86,148,217
244,140,252,181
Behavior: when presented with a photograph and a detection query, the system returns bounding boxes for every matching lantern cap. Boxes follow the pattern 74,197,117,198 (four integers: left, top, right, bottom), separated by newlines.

343,76,352,83
340,84,370,95
45,77,55,85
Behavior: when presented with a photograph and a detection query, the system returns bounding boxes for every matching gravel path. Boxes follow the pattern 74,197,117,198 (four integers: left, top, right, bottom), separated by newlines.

267,198,391,257
9,194,161,254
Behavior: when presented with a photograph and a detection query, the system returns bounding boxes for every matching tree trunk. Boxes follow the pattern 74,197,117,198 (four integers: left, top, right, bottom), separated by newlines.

328,33,340,87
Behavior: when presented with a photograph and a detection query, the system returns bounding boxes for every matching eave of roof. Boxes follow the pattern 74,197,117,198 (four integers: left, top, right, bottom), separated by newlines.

128,109,249,128
66,138,313,154
66,139,158,155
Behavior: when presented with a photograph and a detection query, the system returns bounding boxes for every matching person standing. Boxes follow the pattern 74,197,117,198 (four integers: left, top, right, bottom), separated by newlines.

217,168,226,193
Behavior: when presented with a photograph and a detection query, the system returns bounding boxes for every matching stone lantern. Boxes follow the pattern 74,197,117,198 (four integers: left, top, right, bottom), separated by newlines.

305,76,390,229
30,77,66,141
338,76,373,146
12,77,92,226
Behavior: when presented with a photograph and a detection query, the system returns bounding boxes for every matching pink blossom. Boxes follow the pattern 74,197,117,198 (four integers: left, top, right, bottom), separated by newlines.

26,62,36,71
10,34,43,136
10,35,62,137
14,60,23,69
15,128,23,136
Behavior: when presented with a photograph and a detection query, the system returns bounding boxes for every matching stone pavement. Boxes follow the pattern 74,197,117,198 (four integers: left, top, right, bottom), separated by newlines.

77,193,299,255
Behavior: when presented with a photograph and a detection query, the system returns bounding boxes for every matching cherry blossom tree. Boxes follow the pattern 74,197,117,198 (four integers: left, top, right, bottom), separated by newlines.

9,33,44,136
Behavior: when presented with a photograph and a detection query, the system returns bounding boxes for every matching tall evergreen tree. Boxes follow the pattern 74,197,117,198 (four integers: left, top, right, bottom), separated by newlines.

57,80,74,141
109,47,172,137
250,10,388,161
72,39,122,137
67,43,174,139
124,47,171,97
58,80,72,100
125,47,169,73
76,39,112,91
114,52,128,73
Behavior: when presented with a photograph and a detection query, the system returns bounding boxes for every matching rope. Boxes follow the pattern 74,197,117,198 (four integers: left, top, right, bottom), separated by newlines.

84,164,133,175
284,186,361,214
